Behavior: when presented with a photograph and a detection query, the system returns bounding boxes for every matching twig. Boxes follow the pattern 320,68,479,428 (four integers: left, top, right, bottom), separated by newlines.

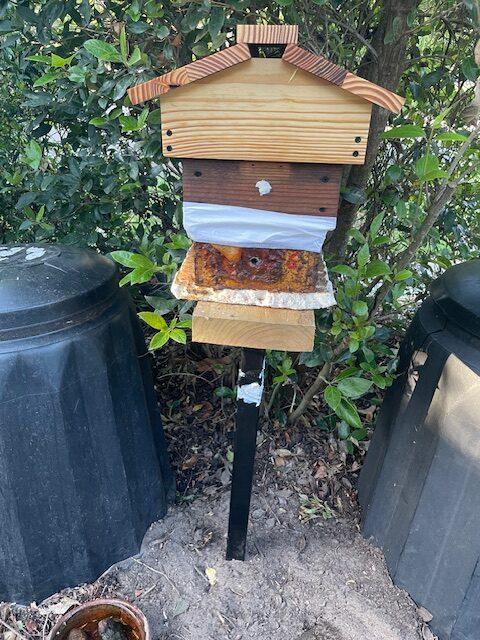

0,620,31,640
133,559,181,594
155,372,215,386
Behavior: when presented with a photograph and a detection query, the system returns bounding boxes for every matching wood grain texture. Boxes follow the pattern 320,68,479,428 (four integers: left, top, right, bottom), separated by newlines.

161,58,372,164
236,24,298,44
182,159,342,217
341,71,405,113
128,44,251,105
282,44,404,113
282,44,346,86
192,301,315,351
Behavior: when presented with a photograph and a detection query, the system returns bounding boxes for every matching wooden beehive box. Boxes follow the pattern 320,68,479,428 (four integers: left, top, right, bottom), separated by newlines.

128,25,404,351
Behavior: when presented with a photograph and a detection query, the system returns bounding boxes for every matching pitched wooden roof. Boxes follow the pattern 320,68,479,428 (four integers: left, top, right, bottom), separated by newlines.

128,26,404,114
128,44,251,105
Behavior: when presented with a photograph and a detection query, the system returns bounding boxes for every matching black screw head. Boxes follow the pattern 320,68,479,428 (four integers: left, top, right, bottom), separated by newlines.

321,176,330,183
355,136,361,143
194,170,202,177
166,129,173,136
166,145,173,152
319,207,326,212
352,150,359,157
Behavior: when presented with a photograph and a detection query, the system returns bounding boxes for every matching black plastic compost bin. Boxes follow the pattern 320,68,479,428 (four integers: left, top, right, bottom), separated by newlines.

358,259,480,640
0,244,174,603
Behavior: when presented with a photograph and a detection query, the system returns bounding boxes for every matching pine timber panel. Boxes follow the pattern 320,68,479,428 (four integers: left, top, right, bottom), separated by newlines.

282,44,404,113
182,159,342,217
282,44,347,86
192,301,315,351
341,71,405,114
128,44,251,105
236,24,298,44
160,58,372,164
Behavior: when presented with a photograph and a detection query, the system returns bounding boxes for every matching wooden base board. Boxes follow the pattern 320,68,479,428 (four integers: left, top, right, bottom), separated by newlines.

192,302,315,352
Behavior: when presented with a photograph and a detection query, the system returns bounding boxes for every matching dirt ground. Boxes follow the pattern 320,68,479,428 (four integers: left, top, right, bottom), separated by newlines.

111,488,426,640
4,486,432,640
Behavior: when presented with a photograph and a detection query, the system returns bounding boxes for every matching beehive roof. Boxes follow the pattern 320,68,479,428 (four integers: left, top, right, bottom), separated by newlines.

128,25,404,114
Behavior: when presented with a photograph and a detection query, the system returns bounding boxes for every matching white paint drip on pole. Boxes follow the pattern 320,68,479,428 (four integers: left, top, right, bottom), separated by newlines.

237,359,266,407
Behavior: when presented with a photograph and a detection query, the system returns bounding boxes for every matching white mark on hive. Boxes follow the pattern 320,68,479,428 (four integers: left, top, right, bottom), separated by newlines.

237,360,266,406
255,179,272,196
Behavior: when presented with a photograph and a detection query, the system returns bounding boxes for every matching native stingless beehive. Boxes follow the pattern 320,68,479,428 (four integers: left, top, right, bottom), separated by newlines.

129,24,404,346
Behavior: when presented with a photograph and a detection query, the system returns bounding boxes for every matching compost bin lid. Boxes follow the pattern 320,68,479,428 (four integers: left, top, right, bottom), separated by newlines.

430,259,480,339
0,244,118,337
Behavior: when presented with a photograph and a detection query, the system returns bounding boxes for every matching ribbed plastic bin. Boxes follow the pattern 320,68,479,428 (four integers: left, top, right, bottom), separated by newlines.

0,244,174,603
359,260,480,640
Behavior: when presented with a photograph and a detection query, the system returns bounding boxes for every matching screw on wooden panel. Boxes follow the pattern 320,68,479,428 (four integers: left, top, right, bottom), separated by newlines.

319,207,326,212
352,151,359,157
194,170,202,177
321,176,330,183
249,257,261,266
166,129,173,136
355,136,361,143
166,145,173,152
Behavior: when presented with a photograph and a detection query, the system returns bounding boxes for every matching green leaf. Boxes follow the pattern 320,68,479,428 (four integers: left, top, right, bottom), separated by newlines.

26,54,51,63
335,398,362,429
352,300,368,316
357,243,370,267
130,253,155,268
369,213,384,238
169,328,187,344
415,155,446,182
129,267,155,284
68,65,88,83
332,264,357,278
138,311,168,330
341,186,366,204
176,319,192,329
150,331,169,350
51,53,74,67
381,125,425,140
33,72,59,87
208,6,225,38
119,115,139,132
324,386,341,411
214,386,236,399
431,106,452,129
437,131,468,142
23,140,42,170
84,39,122,62
461,57,479,82
394,269,413,281
156,25,170,40
365,259,391,278
120,26,128,63
338,421,350,439
384,15,401,44
110,250,137,267
338,377,372,399
127,46,142,66
89,116,107,126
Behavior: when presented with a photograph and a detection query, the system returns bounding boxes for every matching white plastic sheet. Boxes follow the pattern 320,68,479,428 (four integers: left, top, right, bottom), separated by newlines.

183,202,337,253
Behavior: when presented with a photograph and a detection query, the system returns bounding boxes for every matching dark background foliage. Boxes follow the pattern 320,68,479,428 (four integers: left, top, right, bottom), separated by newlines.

1,0,479,445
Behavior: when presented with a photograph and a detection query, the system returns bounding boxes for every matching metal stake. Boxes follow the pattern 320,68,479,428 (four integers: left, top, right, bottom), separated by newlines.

226,347,266,561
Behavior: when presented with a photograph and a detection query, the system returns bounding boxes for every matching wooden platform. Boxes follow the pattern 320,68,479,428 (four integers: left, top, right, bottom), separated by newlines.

192,302,315,352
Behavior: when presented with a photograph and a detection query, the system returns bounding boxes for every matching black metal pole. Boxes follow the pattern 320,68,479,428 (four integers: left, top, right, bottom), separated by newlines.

226,347,266,561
